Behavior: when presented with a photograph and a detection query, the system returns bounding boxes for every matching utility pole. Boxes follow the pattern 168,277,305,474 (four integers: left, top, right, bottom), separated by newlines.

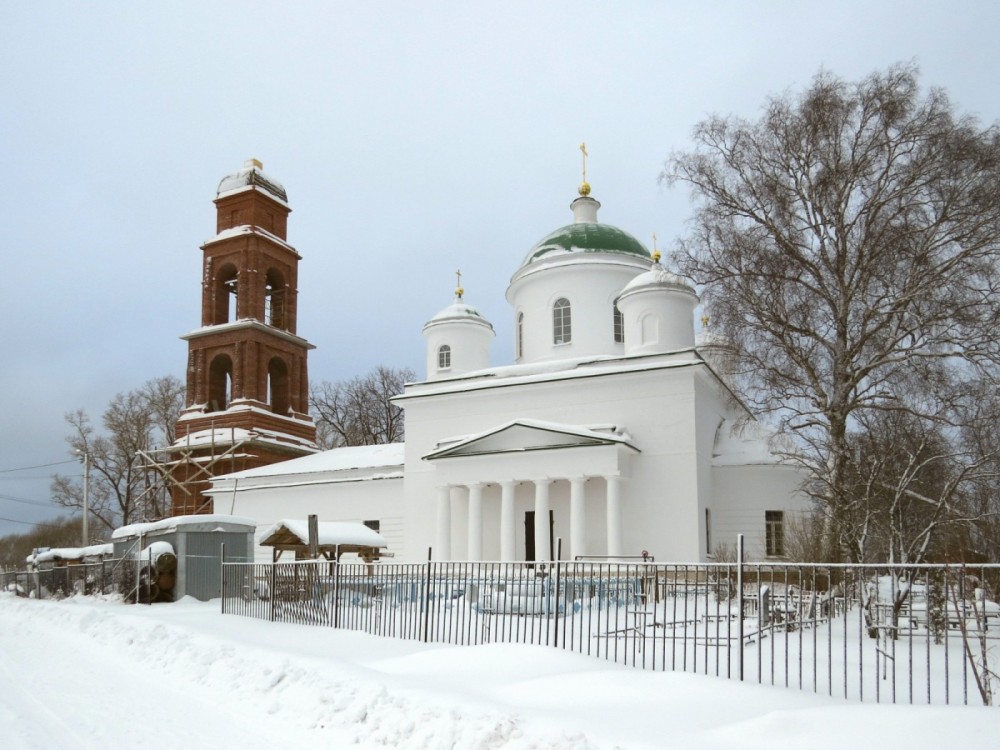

76,450,90,546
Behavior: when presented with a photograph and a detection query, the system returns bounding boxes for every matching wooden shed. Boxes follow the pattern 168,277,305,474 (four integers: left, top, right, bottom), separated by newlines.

260,519,390,562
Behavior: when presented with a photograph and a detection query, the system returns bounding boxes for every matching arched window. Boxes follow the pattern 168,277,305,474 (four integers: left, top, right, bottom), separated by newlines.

212,264,238,325
267,357,290,415
208,354,233,412
438,344,451,370
264,268,286,329
613,304,624,343
516,312,524,359
553,298,571,345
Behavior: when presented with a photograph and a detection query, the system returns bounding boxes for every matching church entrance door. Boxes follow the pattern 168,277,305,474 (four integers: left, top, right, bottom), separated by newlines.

524,510,554,561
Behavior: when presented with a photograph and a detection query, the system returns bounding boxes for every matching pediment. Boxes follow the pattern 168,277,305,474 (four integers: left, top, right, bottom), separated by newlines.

423,419,638,460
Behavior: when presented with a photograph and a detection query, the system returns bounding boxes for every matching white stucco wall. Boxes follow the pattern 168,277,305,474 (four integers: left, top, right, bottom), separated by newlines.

398,358,715,562
711,464,807,560
210,475,405,562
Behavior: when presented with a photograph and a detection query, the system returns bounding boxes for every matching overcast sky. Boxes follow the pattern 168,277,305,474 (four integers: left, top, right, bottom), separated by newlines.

2,1,998,539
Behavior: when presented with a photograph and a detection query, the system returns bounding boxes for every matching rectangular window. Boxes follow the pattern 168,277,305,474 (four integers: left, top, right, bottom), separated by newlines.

363,519,380,533
705,508,712,555
613,304,624,343
765,510,784,557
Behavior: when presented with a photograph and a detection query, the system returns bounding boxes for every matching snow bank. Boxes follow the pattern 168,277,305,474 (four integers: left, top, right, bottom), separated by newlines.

0,595,995,749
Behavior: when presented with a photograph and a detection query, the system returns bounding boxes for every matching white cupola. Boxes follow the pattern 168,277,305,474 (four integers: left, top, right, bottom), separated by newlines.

615,248,699,356
422,278,494,381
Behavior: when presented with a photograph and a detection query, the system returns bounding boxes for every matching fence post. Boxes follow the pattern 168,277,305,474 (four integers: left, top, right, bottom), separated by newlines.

333,557,341,629
138,531,145,605
220,543,226,614
423,547,433,643
269,562,276,623
553,538,562,649
737,534,745,682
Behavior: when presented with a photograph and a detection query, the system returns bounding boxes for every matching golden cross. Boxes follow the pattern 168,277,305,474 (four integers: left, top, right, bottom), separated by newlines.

455,269,462,288
579,142,588,183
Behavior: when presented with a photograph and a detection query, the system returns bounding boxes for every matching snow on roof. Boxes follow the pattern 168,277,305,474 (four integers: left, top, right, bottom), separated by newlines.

215,442,405,481
202,224,299,255
399,353,703,400
425,419,637,459
180,321,315,352
25,543,114,564
113,514,256,539
168,422,319,453
619,263,697,297
216,164,289,205
423,297,494,330
140,541,175,562
261,520,388,548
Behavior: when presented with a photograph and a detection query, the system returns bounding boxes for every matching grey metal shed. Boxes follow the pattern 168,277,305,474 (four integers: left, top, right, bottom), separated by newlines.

112,515,256,602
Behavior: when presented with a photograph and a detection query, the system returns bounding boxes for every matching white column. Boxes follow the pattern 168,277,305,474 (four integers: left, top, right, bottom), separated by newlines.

606,475,623,558
467,482,483,561
569,476,586,560
534,479,552,562
436,485,451,561
500,480,516,561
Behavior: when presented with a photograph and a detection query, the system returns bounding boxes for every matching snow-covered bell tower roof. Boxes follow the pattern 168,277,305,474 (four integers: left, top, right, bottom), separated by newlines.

217,158,288,203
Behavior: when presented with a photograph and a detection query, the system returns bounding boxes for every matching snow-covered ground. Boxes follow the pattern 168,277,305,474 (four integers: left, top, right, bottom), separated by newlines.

0,593,995,749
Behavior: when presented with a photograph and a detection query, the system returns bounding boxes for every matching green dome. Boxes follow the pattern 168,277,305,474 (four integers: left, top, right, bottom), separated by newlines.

522,222,651,267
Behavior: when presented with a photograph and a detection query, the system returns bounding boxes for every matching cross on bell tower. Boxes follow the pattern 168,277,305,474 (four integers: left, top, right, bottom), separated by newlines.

165,159,318,515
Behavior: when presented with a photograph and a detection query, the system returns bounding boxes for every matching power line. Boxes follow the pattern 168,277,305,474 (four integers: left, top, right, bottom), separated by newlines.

0,515,74,529
0,459,77,474
0,493,59,508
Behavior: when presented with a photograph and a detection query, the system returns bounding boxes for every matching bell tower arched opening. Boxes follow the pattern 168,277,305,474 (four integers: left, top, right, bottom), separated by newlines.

267,357,290,416
208,354,233,412
264,268,286,329
212,263,238,324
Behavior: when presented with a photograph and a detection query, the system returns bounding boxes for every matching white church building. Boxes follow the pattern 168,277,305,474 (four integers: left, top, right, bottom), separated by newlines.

207,180,807,563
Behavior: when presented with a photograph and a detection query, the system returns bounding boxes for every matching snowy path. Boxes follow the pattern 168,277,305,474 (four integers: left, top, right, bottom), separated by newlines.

0,598,325,748
0,594,996,749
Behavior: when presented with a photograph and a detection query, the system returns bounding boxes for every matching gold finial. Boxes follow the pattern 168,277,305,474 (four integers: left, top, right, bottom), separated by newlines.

244,157,263,170
455,269,464,299
651,232,661,263
578,142,591,196
701,315,710,328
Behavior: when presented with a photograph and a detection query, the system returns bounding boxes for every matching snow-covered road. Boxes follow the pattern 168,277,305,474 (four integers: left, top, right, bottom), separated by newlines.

0,594,995,749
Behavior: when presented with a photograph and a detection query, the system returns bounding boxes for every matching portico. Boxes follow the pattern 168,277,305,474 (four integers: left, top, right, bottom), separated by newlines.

423,419,638,561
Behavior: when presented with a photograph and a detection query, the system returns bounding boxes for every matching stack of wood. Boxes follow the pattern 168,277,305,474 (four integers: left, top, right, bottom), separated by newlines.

138,542,177,603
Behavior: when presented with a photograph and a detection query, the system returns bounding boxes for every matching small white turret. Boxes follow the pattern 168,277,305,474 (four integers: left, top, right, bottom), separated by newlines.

422,276,494,381
615,246,698,356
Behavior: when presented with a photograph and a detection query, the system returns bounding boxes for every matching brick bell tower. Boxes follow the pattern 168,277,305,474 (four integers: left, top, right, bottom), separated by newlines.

167,159,318,515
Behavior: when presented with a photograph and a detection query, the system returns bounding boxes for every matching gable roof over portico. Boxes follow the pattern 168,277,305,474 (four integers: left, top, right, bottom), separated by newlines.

422,418,640,461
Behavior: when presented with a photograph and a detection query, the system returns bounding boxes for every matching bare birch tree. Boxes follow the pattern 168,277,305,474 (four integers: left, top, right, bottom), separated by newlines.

50,375,185,536
664,64,1000,560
